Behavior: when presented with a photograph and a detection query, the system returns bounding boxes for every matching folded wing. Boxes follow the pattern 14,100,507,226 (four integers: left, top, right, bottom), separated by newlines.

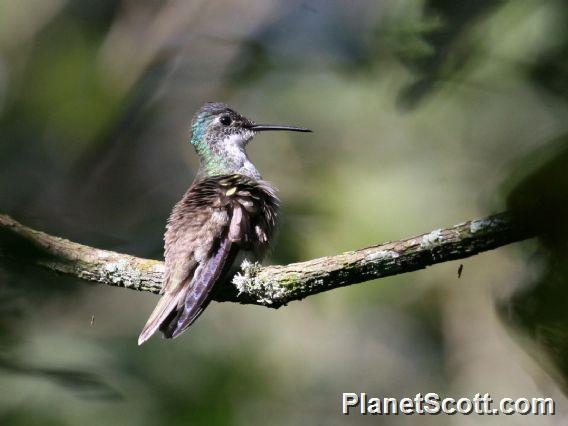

137,175,279,345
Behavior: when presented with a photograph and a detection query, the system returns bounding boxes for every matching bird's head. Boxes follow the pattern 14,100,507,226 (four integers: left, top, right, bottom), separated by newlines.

189,102,311,178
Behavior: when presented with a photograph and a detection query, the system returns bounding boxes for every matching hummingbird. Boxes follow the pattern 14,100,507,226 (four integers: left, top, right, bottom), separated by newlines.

138,102,311,345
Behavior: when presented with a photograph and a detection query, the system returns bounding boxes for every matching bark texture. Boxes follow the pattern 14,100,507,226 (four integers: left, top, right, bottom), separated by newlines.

0,212,533,308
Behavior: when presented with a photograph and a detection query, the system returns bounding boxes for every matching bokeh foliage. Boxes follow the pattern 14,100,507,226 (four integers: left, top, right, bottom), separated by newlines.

1,0,568,425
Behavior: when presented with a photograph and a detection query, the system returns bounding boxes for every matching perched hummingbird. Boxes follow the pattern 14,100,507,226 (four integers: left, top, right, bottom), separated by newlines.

138,102,311,344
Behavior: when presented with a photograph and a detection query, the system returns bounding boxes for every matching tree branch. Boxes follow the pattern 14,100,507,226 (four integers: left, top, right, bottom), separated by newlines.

0,212,533,308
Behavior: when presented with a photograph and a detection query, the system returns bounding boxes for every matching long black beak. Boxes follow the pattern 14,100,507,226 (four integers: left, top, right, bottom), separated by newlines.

249,124,312,133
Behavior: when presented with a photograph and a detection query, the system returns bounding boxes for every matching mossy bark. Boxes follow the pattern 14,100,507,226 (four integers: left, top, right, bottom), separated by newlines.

0,212,533,308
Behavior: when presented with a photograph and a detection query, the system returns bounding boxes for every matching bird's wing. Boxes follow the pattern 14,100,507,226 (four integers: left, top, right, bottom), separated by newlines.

138,175,278,345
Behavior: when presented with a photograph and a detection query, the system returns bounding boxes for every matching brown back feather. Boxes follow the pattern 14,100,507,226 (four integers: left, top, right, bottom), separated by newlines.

137,174,279,344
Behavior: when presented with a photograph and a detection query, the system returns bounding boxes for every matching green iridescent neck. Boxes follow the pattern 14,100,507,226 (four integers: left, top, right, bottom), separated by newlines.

190,118,260,179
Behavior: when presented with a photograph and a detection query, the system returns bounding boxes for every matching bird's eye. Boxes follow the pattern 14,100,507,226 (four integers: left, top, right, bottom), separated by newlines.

220,115,232,126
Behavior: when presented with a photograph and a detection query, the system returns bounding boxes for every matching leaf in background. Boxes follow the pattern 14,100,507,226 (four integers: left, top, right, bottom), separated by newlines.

500,135,568,392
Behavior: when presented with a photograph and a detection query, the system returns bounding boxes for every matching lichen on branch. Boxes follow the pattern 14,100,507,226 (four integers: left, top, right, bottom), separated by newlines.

0,212,533,308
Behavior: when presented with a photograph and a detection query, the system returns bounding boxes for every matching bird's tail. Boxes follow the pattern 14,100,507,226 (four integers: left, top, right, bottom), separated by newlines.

137,288,186,345
138,228,237,345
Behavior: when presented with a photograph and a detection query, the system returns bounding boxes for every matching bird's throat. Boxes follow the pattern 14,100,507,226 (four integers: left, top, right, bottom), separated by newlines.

197,140,260,180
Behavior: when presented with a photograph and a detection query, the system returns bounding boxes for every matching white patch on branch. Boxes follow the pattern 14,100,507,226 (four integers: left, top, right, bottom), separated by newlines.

365,250,400,261
233,259,287,305
420,229,443,249
470,218,492,234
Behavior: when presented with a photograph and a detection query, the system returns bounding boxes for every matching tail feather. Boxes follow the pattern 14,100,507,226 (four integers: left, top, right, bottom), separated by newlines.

137,288,186,345
138,203,244,344
162,238,234,339
160,306,206,339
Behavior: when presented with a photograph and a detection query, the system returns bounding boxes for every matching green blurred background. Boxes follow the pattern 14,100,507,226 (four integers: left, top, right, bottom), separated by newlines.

1,0,568,425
